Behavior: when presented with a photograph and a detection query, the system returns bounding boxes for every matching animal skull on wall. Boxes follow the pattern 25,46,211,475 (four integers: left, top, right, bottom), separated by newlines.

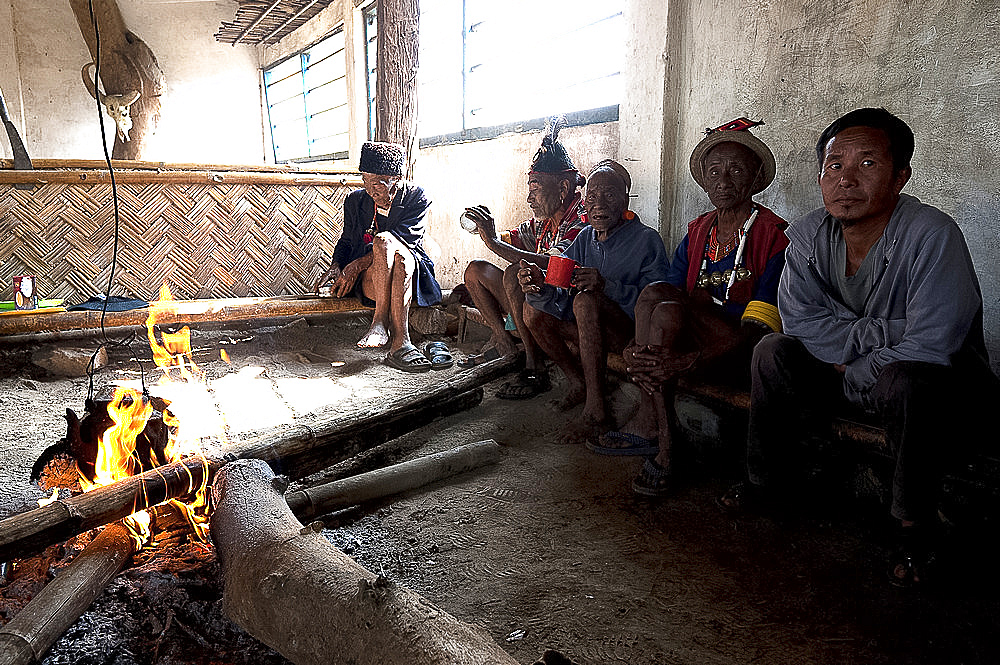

81,63,142,141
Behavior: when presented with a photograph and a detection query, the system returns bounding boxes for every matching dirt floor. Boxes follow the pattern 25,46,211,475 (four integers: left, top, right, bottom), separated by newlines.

1,310,999,665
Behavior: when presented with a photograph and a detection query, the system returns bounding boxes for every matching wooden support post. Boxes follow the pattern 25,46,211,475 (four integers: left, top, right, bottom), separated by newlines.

286,439,503,520
211,458,519,665
0,354,518,561
376,0,419,176
68,0,164,160
0,522,135,665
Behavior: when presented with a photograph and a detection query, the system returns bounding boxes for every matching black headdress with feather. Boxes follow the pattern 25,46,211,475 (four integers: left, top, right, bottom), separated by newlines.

530,115,577,173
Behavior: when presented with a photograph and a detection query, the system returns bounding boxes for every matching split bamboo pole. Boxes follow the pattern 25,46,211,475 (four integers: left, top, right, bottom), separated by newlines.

0,522,135,665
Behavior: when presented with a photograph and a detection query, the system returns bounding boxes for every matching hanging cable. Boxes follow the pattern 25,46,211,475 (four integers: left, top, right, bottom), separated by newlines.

84,0,148,403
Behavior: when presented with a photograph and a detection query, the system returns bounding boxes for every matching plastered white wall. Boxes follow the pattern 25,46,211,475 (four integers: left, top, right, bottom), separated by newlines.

3,0,263,163
415,123,620,289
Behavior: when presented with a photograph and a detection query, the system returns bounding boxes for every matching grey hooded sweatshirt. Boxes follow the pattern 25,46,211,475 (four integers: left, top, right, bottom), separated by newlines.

778,193,989,406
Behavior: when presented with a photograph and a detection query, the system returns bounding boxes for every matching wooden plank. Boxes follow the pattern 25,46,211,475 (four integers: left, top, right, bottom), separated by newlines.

0,297,371,337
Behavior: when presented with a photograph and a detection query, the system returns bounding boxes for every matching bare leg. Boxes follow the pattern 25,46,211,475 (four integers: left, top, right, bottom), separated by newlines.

464,260,518,355
604,284,686,461
574,290,633,428
503,264,542,369
523,303,585,408
356,238,390,348
358,233,417,351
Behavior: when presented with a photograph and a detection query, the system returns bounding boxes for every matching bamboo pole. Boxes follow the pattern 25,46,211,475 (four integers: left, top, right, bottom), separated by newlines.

286,439,503,520
0,169,361,187
0,355,518,561
0,158,358,173
0,522,135,665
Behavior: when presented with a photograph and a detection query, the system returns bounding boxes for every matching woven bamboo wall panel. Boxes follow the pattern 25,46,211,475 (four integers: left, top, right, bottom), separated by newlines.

0,180,351,303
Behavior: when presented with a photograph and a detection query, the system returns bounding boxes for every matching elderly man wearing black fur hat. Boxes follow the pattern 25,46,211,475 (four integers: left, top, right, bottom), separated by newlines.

313,141,444,372
459,117,589,399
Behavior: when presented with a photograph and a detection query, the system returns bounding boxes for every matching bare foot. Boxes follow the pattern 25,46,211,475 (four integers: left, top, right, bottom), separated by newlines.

547,383,585,412
357,323,390,348
614,411,658,442
484,333,520,357
555,411,612,445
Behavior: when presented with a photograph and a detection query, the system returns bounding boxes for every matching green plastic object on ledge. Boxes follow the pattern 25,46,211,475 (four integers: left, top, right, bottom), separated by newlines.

0,299,64,311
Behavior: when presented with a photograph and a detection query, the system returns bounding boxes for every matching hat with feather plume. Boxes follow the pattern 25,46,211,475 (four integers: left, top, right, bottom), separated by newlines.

530,115,578,174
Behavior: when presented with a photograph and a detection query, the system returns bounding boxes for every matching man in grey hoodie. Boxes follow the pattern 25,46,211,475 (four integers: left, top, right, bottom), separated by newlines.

721,108,999,587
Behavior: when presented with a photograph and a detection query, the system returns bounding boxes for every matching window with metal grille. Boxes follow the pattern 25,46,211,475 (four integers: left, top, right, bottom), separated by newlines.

263,27,350,163
364,3,377,141
418,0,624,142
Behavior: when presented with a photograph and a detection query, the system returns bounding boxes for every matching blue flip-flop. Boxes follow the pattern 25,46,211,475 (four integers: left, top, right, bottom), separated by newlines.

585,430,659,456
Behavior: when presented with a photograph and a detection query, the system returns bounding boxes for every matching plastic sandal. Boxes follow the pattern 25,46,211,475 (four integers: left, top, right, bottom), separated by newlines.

632,458,672,497
423,341,454,370
384,344,432,373
457,346,501,368
586,430,659,456
496,369,551,400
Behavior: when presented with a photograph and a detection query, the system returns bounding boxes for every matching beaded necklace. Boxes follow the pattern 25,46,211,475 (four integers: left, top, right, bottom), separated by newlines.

696,205,758,305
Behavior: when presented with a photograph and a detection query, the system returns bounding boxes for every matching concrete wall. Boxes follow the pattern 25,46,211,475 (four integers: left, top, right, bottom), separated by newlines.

2,0,998,366
414,123,619,288
0,0,263,163
620,0,1000,369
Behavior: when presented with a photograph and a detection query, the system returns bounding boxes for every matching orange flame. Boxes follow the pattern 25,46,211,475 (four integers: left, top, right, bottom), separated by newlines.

79,283,213,549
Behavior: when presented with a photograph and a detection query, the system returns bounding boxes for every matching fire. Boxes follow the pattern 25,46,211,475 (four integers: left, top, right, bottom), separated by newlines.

38,488,61,507
77,283,212,550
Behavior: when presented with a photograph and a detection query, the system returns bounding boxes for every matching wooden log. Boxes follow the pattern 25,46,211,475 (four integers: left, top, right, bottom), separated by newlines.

0,523,135,665
211,458,519,665
0,355,519,561
286,439,502,520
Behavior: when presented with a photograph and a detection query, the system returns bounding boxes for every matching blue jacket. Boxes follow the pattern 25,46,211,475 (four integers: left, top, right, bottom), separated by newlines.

779,193,991,404
333,183,441,307
526,216,669,321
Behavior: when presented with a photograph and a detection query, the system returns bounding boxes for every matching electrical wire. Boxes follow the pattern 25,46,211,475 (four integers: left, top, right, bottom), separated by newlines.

84,0,148,403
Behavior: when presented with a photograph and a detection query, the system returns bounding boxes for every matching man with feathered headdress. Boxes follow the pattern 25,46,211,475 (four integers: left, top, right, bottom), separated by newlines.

460,116,589,399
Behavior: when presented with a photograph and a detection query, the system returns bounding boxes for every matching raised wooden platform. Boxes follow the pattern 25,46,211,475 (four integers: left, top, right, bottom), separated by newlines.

606,352,1000,520
0,296,371,340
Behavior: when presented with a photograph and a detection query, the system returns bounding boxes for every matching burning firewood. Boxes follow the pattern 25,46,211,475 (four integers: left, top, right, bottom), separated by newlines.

211,458,519,665
1,356,517,562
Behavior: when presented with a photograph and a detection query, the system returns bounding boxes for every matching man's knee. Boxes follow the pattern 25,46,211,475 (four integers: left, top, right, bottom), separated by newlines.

636,281,684,308
571,290,601,321
873,361,945,405
751,333,800,378
465,259,494,285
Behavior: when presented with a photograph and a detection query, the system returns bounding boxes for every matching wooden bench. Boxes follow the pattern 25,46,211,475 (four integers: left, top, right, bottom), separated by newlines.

606,353,1000,521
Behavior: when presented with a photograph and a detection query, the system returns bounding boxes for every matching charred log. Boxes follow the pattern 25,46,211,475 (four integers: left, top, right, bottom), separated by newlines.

0,522,134,665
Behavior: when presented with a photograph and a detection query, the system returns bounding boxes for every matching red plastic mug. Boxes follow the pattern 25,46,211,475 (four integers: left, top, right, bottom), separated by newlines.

544,256,577,289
